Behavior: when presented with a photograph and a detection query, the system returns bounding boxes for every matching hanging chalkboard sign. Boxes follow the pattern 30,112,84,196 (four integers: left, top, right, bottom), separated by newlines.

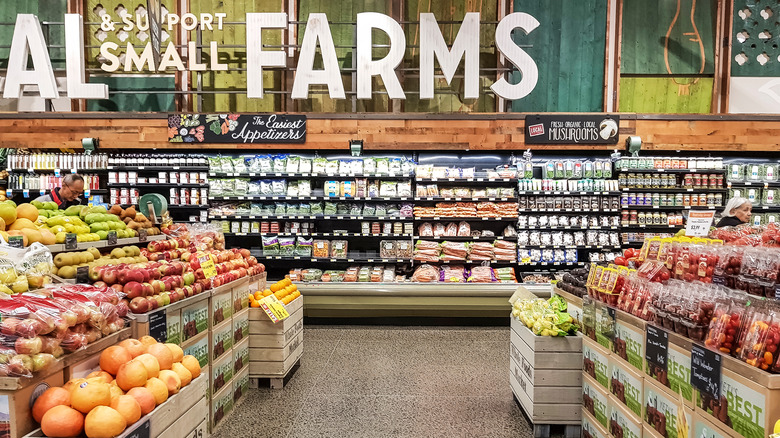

168,114,306,144
691,344,721,400
149,312,167,344
645,325,669,372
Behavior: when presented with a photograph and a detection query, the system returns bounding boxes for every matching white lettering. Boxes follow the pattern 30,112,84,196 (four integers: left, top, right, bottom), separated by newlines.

166,13,179,31
187,41,207,71
419,13,480,99
181,13,198,31
122,14,134,31
2,14,58,99
491,12,540,100
124,42,155,72
246,13,287,99
65,14,108,98
99,42,121,72
157,41,185,71
136,13,149,31
292,13,344,99
200,13,213,30
215,13,226,30
356,12,406,99
210,41,228,71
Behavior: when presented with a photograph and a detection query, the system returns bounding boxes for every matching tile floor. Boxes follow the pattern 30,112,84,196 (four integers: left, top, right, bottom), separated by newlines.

212,325,534,438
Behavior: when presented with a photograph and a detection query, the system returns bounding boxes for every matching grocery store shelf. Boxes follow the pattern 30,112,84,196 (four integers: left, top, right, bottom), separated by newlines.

6,188,107,197
132,290,211,323
517,190,619,195
413,216,519,221
412,235,517,241
518,261,588,266
45,234,166,253
226,232,412,238
414,196,517,202
416,259,518,265
299,282,539,297
209,214,410,221
209,171,412,179
620,224,683,230
515,226,620,231
517,245,621,250
107,165,209,171
108,183,209,188
728,181,780,188
753,205,780,211
619,187,727,193
167,204,210,209
8,168,106,174
517,209,620,213
617,168,726,174
620,205,722,211
256,255,413,263
208,195,414,202
415,176,517,183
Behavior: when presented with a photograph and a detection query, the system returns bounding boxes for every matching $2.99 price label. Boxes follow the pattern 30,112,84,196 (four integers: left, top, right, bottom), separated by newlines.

685,210,715,237
199,255,217,278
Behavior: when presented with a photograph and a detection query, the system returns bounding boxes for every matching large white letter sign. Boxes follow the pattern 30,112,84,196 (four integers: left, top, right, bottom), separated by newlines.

490,12,540,100
419,13,480,99
292,13,345,99
2,14,58,99
356,12,406,99
65,14,108,98
246,13,287,99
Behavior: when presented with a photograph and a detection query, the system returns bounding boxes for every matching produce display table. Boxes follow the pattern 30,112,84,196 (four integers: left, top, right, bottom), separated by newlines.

554,287,780,438
300,282,550,318
249,296,303,389
44,234,166,254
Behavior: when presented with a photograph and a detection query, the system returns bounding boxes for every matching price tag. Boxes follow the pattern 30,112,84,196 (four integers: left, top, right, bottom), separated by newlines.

76,266,90,283
685,210,715,237
54,169,61,177
138,228,148,242
199,255,217,278
645,325,669,373
107,231,117,245
65,233,78,250
39,189,45,196
691,344,721,400
259,295,290,323
4,190,10,198
23,189,29,198
521,257,531,264
84,190,90,198
7,235,23,248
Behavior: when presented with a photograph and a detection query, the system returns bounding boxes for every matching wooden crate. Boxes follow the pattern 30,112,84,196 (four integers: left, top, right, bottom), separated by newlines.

694,367,780,438
249,331,302,362
582,408,610,438
157,397,209,438
508,316,581,425
248,296,304,334
583,374,610,429
693,412,740,438
210,349,234,396
609,355,644,421
232,308,249,345
249,336,303,377
248,296,304,379
583,337,611,390
249,310,303,348
608,395,643,438
0,370,63,438
643,378,694,438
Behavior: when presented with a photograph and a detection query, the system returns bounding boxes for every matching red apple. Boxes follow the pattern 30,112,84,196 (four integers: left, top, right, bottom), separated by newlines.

111,284,124,293
145,296,158,310
123,281,145,299
128,297,150,314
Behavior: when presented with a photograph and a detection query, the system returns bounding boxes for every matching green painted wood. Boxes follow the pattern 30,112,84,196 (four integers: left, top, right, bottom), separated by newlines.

86,75,175,111
0,1,67,69
403,0,497,113
621,0,716,75
509,0,607,112
618,77,713,113
730,1,780,77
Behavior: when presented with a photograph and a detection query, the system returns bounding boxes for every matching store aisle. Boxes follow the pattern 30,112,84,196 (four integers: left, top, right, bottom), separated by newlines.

212,325,533,438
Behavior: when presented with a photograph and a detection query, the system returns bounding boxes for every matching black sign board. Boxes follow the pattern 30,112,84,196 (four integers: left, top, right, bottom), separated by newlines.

149,312,167,343
76,266,90,284
107,231,117,246
525,114,620,145
646,325,669,371
168,114,307,144
691,344,721,399
138,228,148,242
7,236,23,248
124,418,150,438
65,233,77,250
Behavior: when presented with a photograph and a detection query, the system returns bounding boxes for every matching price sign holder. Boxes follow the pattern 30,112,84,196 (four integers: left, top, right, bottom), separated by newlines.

691,344,721,400
107,231,117,245
686,210,715,237
646,325,669,373
259,295,290,323
138,228,148,242
124,418,150,438
199,255,217,278
149,312,167,343
7,236,23,248
65,233,78,250
76,266,90,283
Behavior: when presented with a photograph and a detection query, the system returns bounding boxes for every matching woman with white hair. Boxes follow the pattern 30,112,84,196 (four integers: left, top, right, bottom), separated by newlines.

716,197,752,227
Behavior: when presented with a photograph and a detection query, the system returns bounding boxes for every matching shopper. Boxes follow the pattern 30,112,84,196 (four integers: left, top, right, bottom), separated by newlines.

34,174,86,209
715,196,752,227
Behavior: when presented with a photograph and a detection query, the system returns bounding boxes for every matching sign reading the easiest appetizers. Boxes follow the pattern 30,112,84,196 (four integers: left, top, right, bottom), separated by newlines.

168,114,306,144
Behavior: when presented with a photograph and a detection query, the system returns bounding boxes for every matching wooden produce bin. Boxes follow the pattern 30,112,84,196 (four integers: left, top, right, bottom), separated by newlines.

582,407,610,438
583,374,609,429
643,378,693,438
133,291,209,345
508,316,582,435
24,374,209,438
0,371,64,438
248,297,304,386
608,395,643,438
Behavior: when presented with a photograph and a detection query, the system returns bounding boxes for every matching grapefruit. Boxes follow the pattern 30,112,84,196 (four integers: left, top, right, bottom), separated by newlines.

143,377,168,404
16,203,38,222
126,387,156,415
158,370,181,395
110,395,142,425
0,203,16,226
40,405,84,438
115,360,148,391
164,343,184,363
8,217,35,231
32,387,71,423
145,343,173,370
135,353,160,378
71,381,111,414
99,345,132,375
118,339,146,358
171,362,192,387
84,406,126,438
181,355,201,379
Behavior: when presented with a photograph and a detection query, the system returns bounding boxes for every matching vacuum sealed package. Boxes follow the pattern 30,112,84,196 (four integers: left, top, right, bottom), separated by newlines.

262,236,280,255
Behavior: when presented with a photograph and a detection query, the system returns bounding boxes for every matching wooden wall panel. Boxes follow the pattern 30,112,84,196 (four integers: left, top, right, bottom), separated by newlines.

0,115,777,152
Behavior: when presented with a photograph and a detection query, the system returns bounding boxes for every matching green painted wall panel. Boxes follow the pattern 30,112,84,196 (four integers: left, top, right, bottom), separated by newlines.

509,0,607,112
86,76,175,111
0,1,67,69
730,1,780,77
619,77,712,113
621,0,716,75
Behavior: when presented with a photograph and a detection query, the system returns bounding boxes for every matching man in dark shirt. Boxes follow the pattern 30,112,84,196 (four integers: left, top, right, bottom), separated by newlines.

34,174,86,209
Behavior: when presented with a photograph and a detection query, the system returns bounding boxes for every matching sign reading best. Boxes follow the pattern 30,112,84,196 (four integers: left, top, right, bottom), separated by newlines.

2,12,540,102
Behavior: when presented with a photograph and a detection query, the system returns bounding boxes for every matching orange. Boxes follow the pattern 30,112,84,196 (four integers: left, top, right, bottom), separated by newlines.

180,355,201,379
84,406,126,438
32,387,71,423
115,360,148,391
250,301,260,308
270,283,281,293
262,289,273,297
99,346,132,376
145,343,173,370
41,405,84,438
253,291,262,300
273,291,285,300
125,387,155,415
71,381,111,414
110,395,141,425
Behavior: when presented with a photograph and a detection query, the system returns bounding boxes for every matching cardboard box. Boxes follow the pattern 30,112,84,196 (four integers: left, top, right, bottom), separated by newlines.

693,412,738,438
211,383,234,428
233,284,250,314
233,338,249,375
694,367,780,438
233,367,250,403
608,395,643,438
583,407,610,438
211,350,234,395
614,319,645,373
210,319,234,363
584,336,611,390
183,331,210,368
609,355,645,420
583,373,610,429
165,309,182,345
211,288,233,328
644,378,693,438
182,299,209,343
595,302,616,351
233,308,249,344
645,341,694,407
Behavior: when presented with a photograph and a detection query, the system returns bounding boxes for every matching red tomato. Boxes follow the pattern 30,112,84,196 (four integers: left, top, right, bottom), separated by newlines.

623,248,635,259
615,257,627,266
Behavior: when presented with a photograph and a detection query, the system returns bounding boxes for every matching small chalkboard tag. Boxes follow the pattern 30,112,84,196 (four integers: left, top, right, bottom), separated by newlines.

138,228,148,242
76,266,90,284
65,233,78,250
107,231,117,245
7,236,23,248
691,344,721,399
646,325,669,372
124,418,150,438
149,311,167,343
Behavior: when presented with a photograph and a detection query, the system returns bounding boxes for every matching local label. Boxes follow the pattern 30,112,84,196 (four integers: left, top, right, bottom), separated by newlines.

584,342,609,389
614,321,644,372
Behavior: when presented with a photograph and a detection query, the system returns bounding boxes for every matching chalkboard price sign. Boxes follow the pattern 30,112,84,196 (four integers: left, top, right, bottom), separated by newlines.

149,312,167,344
645,325,669,371
107,231,117,245
65,233,78,250
691,344,721,399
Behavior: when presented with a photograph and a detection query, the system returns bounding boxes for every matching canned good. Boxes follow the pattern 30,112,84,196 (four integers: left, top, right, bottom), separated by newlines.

672,159,680,169
621,210,630,225
683,194,691,206
709,174,717,188
707,193,715,207
690,195,698,207
715,193,723,206
630,210,638,225
684,174,693,187
694,174,702,188
628,193,637,205
645,193,653,206
652,174,660,188
652,193,661,206
698,193,707,206
638,212,646,225
621,194,629,207
663,158,672,169
653,212,662,224
716,174,723,187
